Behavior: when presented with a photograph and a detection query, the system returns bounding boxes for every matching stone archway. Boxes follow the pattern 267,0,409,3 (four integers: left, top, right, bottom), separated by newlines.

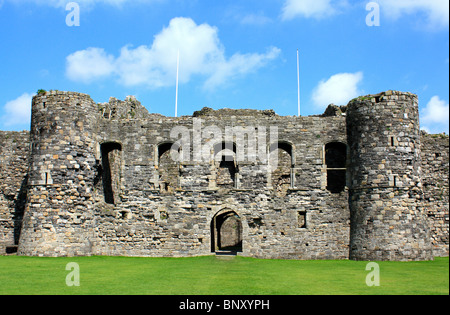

211,210,243,253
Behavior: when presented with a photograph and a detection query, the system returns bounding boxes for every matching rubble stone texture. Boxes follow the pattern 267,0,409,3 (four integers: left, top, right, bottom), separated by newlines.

0,90,448,260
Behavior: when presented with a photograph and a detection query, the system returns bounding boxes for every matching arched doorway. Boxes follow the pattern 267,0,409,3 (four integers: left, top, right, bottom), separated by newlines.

211,210,243,254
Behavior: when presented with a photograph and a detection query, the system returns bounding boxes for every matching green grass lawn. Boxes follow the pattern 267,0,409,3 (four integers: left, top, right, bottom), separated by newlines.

0,255,448,295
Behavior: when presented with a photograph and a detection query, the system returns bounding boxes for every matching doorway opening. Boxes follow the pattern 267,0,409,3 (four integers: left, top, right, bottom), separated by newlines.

211,210,243,254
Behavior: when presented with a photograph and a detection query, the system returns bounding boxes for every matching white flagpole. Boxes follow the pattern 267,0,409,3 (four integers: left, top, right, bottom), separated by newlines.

175,49,180,118
297,49,300,117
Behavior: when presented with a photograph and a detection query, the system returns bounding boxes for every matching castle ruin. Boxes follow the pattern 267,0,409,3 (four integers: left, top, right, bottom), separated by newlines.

0,90,448,261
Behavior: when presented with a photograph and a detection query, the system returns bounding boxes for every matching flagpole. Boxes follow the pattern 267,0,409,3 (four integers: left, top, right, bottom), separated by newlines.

175,50,179,118
297,49,300,117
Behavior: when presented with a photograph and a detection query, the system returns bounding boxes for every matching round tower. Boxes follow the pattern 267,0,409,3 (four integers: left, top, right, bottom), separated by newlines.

18,91,99,257
347,91,432,261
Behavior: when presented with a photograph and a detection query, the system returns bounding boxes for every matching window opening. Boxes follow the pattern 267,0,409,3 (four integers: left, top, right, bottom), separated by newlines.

101,142,122,204
269,142,293,196
214,142,238,189
325,142,347,193
158,142,180,193
298,211,307,229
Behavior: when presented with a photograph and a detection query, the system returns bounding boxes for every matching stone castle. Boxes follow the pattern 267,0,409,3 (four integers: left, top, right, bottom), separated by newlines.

0,90,448,261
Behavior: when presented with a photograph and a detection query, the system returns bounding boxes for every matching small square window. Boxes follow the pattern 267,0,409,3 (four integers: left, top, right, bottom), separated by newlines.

298,211,307,229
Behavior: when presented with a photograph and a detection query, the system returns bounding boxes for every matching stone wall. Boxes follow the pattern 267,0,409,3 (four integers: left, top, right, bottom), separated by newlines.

0,90,447,261
420,132,449,256
91,106,350,259
0,131,29,254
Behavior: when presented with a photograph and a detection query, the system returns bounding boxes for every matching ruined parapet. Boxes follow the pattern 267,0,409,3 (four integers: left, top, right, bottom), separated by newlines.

18,91,99,256
97,95,151,120
321,104,347,117
347,91,433,261
193,107,277,118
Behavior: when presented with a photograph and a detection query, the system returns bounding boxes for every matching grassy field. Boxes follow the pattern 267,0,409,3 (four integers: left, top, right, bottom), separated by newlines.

0,255,448,295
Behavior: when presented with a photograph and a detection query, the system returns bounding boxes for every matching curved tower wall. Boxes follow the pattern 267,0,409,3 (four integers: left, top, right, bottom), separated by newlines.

347,91,432,261
18,91,99,256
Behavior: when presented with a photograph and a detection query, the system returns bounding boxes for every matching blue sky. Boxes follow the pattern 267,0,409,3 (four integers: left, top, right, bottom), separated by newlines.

0,0,448,133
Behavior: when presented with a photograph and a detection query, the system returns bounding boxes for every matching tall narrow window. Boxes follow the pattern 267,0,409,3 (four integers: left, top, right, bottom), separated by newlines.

325,142,347,193
269,142,293,196
214,142,238,189
101,142,122,204
158,142,180,193
390,136,395,147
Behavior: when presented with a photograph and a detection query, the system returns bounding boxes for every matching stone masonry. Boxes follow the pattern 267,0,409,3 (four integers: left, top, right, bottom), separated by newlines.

0,90,448,260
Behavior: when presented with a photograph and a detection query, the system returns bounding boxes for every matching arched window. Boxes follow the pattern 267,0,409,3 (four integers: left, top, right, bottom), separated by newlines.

157,142,180,193
269,141,294,195
213,142,238,189
100,142,122,204
325,142,347,193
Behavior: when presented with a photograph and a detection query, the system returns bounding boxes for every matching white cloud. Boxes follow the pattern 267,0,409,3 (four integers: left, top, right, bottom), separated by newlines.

66,48,115,83
66,17,281,90
204,47,281,90
312,72,363,108
0,93,33,130
377,0,449,29
421,96,449,133
281,0,344,20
